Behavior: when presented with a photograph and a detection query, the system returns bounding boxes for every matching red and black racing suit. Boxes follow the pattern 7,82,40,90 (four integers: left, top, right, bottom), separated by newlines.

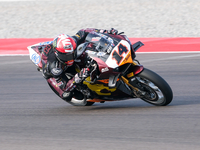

42,28,114,101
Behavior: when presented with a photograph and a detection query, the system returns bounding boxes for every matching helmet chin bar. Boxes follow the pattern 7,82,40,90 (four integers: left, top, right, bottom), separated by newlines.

56,56,74,67
56,56,65,64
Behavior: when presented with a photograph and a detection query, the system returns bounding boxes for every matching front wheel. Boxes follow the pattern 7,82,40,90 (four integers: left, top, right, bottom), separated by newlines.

130,68,173,106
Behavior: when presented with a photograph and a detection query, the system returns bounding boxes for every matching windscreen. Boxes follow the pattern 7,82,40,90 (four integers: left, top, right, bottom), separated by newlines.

86,32,113,53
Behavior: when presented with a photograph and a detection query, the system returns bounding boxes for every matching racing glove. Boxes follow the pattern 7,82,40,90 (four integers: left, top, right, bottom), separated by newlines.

108,28,118,35
63,68,90,92
99,28,118,35
74,68,90,84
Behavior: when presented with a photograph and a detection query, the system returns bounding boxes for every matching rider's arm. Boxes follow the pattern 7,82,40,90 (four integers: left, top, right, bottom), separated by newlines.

72,28,98,45
72,28,118,45
48,61,63,79
42,50,64,79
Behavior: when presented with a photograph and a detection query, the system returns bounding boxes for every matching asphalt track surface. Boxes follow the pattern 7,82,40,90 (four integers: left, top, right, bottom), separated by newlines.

0,53,200,150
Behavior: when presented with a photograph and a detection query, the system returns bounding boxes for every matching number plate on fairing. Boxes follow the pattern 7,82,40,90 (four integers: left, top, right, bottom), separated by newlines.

105,40,132,68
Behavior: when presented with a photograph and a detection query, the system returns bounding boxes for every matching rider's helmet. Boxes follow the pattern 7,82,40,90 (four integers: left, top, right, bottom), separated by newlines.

53,34,77,66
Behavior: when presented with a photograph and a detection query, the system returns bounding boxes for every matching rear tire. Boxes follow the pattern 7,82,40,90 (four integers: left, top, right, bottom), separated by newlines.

131,68,173,106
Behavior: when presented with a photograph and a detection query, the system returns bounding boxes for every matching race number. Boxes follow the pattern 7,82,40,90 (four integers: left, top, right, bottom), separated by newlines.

112,44,129,65
105,40,131,68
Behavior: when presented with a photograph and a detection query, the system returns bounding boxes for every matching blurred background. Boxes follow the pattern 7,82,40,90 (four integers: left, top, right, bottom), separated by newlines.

0,0,200,38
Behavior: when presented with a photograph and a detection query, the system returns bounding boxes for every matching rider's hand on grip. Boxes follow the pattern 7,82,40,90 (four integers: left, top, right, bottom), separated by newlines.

108,28,118,35
99,28,118,35
74,73,83,84
74,68,90,84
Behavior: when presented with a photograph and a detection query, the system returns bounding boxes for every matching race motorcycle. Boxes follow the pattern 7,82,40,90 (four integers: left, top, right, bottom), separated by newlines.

28,32,173,106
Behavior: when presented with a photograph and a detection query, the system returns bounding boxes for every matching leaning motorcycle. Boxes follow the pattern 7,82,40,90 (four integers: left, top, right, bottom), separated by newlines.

28,32,173,106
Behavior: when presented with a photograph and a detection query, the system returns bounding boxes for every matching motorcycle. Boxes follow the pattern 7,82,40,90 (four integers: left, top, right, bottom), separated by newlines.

28,31,173,106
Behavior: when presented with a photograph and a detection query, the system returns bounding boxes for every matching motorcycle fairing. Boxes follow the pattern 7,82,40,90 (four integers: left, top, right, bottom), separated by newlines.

105,40,132,68
28,41,53,69
83,77,117,96
86,33,133,69
132,41,144,52
28,45,43,68
108,74,120,88
83,77,131,99
84,33,136,91
29,46,41,66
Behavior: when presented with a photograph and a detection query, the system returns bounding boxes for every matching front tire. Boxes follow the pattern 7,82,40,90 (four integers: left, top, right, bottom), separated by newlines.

131,68,173,106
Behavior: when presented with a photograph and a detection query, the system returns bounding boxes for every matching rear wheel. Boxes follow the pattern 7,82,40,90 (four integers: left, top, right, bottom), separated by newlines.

130,68,173,106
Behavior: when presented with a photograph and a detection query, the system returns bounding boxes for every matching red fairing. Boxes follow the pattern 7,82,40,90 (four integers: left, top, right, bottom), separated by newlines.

92,57,119,79
94,57,108,71
109,34,136,58
47,78,64,98
132,65,144,75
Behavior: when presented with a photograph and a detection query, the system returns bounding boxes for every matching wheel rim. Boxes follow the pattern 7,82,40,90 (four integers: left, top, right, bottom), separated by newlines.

136,77,166,105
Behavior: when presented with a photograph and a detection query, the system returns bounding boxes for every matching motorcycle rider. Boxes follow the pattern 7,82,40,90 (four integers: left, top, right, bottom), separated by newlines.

42,28,119,101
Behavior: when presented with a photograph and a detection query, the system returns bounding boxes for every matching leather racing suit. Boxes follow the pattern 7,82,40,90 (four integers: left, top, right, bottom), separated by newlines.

42,28,118,101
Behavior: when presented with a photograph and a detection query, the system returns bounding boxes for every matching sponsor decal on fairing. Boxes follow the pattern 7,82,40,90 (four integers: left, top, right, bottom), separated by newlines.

101,67,109,73
31,53,41,65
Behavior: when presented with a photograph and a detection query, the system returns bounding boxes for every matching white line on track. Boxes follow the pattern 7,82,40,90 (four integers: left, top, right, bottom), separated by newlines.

0,54,29,56
140,54,200,63
0,60,31,65
0,52,200,65
0,51,200,57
